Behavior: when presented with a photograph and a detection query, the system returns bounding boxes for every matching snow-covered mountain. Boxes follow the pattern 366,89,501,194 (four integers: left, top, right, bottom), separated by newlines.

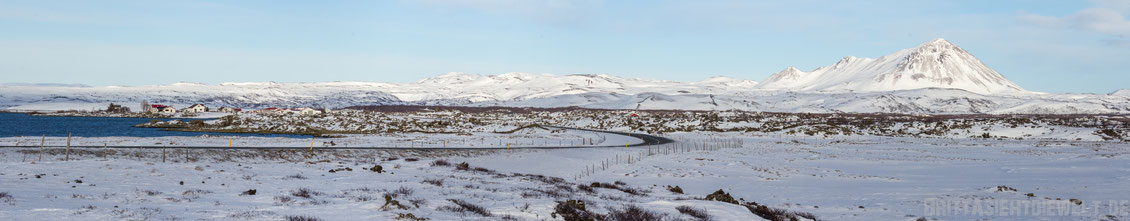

0,74,760,110
392,73,758,103
757,39,1025,94
3,38,1127,114
1111,89,1130,96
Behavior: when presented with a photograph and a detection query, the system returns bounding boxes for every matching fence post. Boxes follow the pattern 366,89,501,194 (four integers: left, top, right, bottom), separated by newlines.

162,146,166,163
39,134,44,162
65,133,71,161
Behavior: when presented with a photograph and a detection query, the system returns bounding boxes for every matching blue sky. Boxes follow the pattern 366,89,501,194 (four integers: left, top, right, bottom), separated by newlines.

0,0,1127,93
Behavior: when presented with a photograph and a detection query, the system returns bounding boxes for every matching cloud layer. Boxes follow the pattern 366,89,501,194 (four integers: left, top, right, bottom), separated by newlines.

1022,0,1130,39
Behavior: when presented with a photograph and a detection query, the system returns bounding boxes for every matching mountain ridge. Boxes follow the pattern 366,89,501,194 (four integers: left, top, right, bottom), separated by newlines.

3,38,1126,114
757,38,1025,94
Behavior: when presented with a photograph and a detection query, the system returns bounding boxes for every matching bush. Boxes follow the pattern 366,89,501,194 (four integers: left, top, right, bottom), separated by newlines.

0,192,13,204
705,189,738,204
285,215,322,221
576,184,594,193
590,182,647,196
742,201,817,221
676,205,710,220
394,186,414,196
396,213,428,221
551,200,603,221
455,162,471,170
444,199,491,217
383,194,409,210
667,185,684,194
422,178,444,187
607,205,665,221
471,167,493,173
291,188,321,199
370,165,384,173
431,160,451,167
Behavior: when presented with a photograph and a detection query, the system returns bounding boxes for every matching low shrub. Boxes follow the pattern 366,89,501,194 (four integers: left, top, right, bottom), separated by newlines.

705,189,738,204
284,215,321,221
431,160,451,167
383,194,409,210
291,188,321,199
472,167,494,173
443,199,491,217
576,184,594,193
590,182,647,196
667,185,684,194
676,205,710,220
742,201,817,221
607,205,665,221
551,200,603,221
422,178,444,187
0,192,13,204
396,213,428,221
393,186,414,196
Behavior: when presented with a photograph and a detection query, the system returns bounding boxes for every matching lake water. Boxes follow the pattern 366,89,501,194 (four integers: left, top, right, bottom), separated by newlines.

0,112,310,138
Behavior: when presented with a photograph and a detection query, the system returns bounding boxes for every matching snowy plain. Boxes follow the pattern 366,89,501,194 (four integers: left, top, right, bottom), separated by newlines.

1,133,1127,220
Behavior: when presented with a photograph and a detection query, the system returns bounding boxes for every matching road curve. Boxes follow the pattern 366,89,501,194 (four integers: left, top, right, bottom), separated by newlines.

0,127,674,150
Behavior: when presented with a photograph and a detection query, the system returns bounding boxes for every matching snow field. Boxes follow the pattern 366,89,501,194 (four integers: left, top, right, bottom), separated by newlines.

1,133,1128,220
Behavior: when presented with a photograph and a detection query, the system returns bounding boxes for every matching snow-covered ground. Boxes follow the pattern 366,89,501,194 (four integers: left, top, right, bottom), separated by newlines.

1,133,1127,220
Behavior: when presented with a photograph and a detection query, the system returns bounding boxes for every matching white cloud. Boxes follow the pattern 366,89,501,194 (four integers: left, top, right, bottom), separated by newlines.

403,0,603,27
1021,0,1130,39
1093,0,1130,10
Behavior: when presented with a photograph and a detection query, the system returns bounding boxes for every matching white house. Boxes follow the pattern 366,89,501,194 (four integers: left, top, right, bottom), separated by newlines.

218,107,241,113
149,105,176,113
297,107,323,115
184,104,208,113
158,106,177,113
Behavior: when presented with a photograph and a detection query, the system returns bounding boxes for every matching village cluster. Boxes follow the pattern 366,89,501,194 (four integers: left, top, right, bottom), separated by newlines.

138,101,329,115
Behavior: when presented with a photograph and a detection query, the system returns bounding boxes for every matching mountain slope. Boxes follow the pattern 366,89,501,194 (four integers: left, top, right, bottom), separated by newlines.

1111,89,1130,96
757,39,1025,94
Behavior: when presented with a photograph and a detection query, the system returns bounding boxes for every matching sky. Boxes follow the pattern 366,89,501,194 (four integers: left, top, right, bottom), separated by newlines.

0,0,1127,93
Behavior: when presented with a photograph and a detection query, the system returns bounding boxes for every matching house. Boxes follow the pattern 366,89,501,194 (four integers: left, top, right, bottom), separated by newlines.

184,104,208,113
148,105,167,113
149,105,177,113
253,107,291,114
218,107,241,113
297,107,323,115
